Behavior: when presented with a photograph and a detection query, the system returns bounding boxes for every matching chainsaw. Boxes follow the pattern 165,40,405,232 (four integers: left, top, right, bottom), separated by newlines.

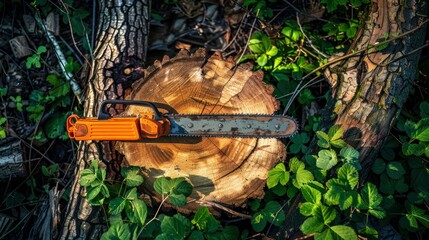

66,100,298,140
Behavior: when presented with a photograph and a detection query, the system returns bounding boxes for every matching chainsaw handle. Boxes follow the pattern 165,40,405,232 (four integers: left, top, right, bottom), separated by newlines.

98,100,164,120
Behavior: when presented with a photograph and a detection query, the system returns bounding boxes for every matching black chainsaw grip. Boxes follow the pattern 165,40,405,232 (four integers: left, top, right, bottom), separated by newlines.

98,100,164,120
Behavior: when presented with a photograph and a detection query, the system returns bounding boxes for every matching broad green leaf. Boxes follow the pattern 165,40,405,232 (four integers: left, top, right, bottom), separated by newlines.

360,183,385,219
171,179,193,196
324,185,342,206
251,211,267,232
248,39,264,54
109,196,126,215
46,74,61,86
289,157,305,173
328,125,343,141
101,223,131,240
399,214,419,230
290,132,310,154
37,45,47,54
338,164,359,189
192,207,216,231
316,149,338,170
154,177,171,194
300,202,315,216
339,147,361,170
386,161,405,180
159,214,192,239
86,185,102,201
339,191,356,210
408,204,429,227
313,204,336,225
294,168,315,188
188,230,204,240
121,166,144,187
315,225,357,240
300,217,325,234
169,193,187,206
371,158,386,174
412,118,429,142
402,142,426,156
301,185,321,204
358,226,378,240
256,54,268,67
266,46,278,56
316,131,330,148
267,163,290,188
80,169,96,186
330,139,347,149
44,113,67,139
379,173,394,195
124,188,138,200
264,201,286,227
131,199,148,226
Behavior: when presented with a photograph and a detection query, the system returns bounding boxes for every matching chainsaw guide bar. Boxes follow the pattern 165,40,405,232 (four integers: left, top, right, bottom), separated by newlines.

66,100,298,141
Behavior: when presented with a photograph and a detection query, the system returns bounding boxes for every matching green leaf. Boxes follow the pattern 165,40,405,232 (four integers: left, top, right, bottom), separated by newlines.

46,74,61,86
109,196,126,215
289,157,305,173
266,46,278,57
44,113,67,139
80,169,96,186
411,118,429,142
131,199,147,226
315,225,358,240
379,173,394,194
301,185,322,204
359,183,385,219
159,214,192,239
328,125,343,141
358,226,378,240
300,202,315,216
420,101,429,117
399,214,419,231
121,166,144,187
295,168,314,188
264,201,286,227
267,163,290,188
37,46,47,54
124,188,137,200
290,132,310,154
371,158,386,174
192,207,217,231
316,131,330,148
101,223,131,240
300,216,325,234
386,161,405,180
402,142,426,156
337,164,359,189
86,185,102,201
316,149,338,170
171,178,193,196
314,204,336,225
339,147,361,170
251,211,267,232
256,54,268,67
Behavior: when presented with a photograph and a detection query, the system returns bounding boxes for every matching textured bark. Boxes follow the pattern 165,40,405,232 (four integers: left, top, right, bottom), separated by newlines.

0,141,25,181
280,0,427,236
324,0,427,174
116,49,286,212
60,1,150,239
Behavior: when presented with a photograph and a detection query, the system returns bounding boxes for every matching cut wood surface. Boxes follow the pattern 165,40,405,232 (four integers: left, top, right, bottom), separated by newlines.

117,49,286,210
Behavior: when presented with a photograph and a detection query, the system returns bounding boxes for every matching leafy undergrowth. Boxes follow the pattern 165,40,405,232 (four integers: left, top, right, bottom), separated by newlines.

0,0,428,239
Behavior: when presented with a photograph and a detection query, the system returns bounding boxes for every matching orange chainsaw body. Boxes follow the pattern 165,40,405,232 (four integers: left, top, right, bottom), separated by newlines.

67,113,171,141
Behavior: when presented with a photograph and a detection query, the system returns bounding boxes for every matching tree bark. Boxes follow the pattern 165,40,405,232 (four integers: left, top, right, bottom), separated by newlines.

324,0,427,175
60,0,150,239
281,0,427,235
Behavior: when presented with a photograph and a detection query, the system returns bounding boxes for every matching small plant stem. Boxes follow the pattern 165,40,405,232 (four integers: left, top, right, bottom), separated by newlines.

197,200,252,219
296,13,328,58
236,9,260,64
136,196,169,238
34,13,83,104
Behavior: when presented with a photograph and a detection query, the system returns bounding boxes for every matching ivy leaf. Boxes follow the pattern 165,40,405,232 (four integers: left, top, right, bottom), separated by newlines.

101,223,131,240
316,149,338,170
267,163,290,188
386,161,405,180
315,225,357,240
121,166,144,187
290,132,309,154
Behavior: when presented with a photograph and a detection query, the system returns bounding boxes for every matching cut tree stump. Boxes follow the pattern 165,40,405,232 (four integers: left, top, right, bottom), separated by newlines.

116,49,286,211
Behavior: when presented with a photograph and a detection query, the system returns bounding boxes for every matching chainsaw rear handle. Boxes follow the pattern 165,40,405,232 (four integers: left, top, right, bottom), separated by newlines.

98,100,164,120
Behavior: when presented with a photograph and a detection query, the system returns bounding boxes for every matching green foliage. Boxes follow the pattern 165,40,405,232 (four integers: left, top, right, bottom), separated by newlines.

251,201,286,232
9,96,23,112
243,0,277,21
154,177,193,206
26,46,47,69
0,117,6,139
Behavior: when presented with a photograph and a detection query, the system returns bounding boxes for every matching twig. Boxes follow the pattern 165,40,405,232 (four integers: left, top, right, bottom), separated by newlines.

296,13,328,58
236,10,260,63
282,18,429,115
197,200,252,219
34,14,83,104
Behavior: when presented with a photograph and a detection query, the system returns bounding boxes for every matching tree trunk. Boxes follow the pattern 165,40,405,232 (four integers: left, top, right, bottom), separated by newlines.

281,0,427,235
324,0,427,175
60,0,150,239
116,50,286,212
